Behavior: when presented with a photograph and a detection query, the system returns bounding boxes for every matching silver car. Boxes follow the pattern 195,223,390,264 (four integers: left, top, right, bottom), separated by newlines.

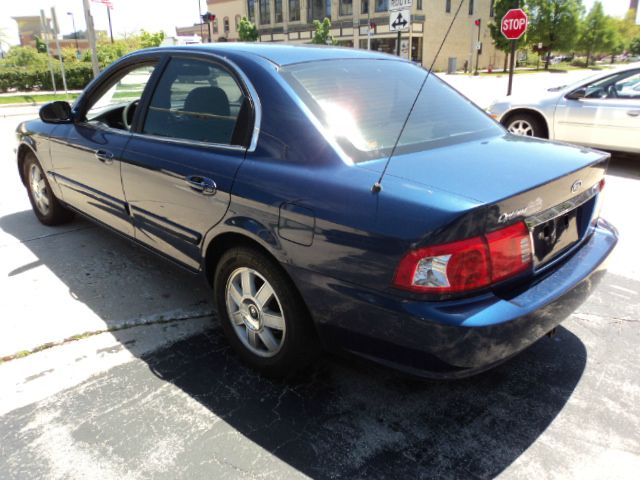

488,64,640,154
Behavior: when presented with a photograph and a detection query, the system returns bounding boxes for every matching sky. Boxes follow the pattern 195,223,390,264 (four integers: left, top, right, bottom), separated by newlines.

0,0,206,46
0,0,637,47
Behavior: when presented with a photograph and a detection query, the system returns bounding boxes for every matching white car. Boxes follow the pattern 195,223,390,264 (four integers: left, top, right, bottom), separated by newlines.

488,64,640,154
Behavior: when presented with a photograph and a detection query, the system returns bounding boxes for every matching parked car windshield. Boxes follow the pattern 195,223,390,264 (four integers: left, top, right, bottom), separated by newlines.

280,59,502,163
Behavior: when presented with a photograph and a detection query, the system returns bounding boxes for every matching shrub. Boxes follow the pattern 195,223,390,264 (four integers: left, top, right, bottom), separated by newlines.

0,63,94,92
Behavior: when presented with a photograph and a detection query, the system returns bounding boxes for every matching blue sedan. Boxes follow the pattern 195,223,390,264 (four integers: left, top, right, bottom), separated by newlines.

15,44,617,378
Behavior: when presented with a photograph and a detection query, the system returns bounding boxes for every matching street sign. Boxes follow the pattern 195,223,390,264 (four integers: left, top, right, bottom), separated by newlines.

501,8,528,40
389,10,410,32
389,0,412,10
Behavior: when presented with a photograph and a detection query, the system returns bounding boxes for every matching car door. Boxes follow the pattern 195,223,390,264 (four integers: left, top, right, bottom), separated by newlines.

554,69,640,153
120,55,254,269
48,59,160,236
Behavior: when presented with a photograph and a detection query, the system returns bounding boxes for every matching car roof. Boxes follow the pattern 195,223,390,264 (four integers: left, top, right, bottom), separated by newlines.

148,43,403,67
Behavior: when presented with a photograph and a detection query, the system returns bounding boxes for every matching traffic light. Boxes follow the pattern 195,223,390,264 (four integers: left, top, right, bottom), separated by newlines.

474,18,481,27
202,13,216,23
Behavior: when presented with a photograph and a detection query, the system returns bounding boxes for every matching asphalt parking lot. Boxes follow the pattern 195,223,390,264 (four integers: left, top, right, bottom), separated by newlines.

1,77,639,478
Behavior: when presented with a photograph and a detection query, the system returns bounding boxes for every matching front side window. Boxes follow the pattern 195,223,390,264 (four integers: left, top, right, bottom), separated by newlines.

142,58,246,146
340,0,353,16
259,0,270,24
85,64,156,130
281,59,501,163
584,70,640,100
290,0,300,21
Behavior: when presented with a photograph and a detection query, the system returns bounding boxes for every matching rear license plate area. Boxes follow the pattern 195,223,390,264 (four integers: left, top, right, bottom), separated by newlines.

532,209,579,267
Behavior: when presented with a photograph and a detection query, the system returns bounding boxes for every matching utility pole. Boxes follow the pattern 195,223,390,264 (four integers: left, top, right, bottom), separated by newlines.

50,7,68,95
39,10,57,94
82,0,100,78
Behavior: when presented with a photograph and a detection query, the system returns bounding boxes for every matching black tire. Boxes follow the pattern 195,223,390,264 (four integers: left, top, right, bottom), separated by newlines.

504,113,546,138
23,153,74,226
214,246,318,377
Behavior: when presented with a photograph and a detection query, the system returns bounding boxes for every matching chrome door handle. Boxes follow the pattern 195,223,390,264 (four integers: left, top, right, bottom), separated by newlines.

627,110,640,117
95,149,114,164
186,175,217,196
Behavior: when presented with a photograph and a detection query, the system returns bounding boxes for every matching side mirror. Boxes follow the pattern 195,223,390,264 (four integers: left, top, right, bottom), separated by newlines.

565,88,586,101
39,101,73,123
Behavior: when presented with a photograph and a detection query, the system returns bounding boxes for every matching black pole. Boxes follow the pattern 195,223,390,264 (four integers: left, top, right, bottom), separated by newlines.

507,39,516,95
69,13,79,52
396,30,401,56
473,20,481,75
107,6,114,43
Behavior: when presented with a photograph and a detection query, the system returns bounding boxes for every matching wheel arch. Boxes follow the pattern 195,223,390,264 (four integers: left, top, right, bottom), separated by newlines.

203,230,320,338
16,142,38,186
501,108,550,139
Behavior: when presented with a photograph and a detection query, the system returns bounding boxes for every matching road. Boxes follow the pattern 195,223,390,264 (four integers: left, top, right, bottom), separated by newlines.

1,72,639,479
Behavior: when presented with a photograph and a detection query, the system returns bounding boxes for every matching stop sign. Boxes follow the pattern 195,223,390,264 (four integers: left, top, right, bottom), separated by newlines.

501,8,528,40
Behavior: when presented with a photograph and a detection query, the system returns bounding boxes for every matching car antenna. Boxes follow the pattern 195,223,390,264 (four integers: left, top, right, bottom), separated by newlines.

372,0,466,193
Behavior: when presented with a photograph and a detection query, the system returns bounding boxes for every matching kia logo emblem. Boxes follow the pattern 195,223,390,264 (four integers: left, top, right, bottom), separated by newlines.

571,180,582,193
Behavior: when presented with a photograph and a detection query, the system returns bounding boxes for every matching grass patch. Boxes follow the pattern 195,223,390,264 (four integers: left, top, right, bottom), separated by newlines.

0,93,80,105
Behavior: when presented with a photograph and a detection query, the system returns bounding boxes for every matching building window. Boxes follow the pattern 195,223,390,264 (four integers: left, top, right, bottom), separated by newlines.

310,0,331,20
445,0,451,13
235,14,241,30
417,0,422,9
248,0,255,22
375,0,387,13
490,1,494,17
362,0,368,14
275,0,283,22
468,0,474,15
259,0,270,24
340,0,353,16
213,18,219,33
289,0,300,21
224,17,230,32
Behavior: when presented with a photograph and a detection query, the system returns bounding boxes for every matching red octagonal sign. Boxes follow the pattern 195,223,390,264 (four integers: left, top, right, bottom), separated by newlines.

501,8,528,40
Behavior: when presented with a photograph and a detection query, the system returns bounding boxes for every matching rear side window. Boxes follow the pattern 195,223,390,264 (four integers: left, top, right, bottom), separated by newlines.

143,58,246,145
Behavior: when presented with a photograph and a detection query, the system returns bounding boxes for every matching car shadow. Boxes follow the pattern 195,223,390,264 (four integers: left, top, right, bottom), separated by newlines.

0,208,588,478
608,153,640,180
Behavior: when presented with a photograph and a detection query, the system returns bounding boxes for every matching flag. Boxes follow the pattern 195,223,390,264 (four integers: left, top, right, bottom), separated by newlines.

91,0,114,9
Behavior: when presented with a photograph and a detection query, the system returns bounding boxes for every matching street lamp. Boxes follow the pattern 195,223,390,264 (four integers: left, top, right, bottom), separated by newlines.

67,12,80,59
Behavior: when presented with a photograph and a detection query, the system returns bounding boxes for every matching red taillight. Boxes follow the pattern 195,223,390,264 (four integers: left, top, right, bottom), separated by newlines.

393,222,532,293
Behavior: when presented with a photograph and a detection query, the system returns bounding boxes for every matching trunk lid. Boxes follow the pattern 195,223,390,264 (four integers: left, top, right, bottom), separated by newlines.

381,133,609,271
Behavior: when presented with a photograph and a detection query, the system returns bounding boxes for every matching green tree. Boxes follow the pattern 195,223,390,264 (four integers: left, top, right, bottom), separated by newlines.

140,30,165,48
1,46,47,67
609,10,640,53
488,0,529,72
528,0,581,69
34,36,48,53
311,18,336,45
631,36,640,55
238,17,259,42
577,1,616,66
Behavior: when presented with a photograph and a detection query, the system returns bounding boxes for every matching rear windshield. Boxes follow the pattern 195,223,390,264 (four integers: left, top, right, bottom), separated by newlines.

280,59,502,163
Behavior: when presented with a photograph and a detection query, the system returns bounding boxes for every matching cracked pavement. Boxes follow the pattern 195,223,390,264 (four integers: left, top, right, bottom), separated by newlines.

1,82,639,478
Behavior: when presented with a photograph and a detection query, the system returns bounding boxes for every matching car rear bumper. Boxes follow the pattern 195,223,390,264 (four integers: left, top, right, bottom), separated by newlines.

292,218,618,379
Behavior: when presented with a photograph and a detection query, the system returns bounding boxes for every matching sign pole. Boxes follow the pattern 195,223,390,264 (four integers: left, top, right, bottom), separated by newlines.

396,30,401,56
507,39,516,96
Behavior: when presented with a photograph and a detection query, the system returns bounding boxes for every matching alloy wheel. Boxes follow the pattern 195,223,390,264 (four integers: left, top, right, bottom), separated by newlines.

225,267,286,358
28,163,50,216
507,119,535,136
